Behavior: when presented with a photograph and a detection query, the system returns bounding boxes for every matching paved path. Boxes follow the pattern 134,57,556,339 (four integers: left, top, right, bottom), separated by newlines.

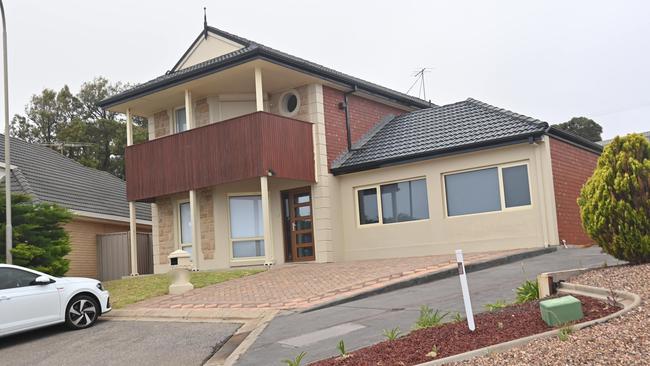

132,249,525,310
0,319,240,366
236,246,620,365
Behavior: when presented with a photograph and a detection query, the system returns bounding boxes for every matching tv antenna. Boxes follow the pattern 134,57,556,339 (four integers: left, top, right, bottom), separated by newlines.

406,67,432,100
41,142,94,155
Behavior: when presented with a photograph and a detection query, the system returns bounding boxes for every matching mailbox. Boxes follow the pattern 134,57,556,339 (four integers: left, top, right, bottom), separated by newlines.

167,249,194,295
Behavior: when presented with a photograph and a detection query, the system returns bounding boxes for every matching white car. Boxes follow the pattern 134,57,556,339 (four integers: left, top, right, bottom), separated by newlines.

0,264,111,337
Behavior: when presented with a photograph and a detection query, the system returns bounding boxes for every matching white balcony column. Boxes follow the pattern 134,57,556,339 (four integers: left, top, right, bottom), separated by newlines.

254,67,264,112
185,89,194,129
126,108,138,276
189,190,201,269
260,176,274,265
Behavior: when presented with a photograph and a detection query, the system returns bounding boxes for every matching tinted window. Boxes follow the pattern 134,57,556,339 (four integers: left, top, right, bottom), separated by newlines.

445,167,501,216
381,179,429,223
503,165,531,208
179,202,191,244
0,268,39,290
358,188,379,225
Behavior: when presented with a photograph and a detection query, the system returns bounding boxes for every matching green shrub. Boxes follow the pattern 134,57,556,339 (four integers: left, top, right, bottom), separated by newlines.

484,299,508,311
382,327,401,341
516,280,540,303
578,134,650,264
0,193,73,276
414,305,448,329
282,352,306,366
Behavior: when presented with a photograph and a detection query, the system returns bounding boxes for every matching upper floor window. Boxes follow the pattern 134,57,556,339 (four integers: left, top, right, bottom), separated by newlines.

175,107,187,132
279,90,300,117
444,163,531,217
357,178,429,225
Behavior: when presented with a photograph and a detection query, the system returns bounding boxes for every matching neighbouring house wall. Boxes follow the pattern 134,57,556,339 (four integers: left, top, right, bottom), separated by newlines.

323,86,408,167
337,142,557,260
549,137,600,245
65,218,151,278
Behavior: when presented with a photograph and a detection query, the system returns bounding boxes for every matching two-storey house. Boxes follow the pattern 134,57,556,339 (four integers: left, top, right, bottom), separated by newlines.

98,24,602,274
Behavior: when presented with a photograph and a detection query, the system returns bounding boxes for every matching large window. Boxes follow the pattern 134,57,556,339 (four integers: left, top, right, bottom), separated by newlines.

357,178,429,225
444,163,531,217
229,195,265,259
178,202,192,255
175,107,187,132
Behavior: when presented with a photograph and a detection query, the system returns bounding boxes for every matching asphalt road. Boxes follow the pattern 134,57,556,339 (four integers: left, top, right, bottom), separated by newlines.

0,319,240,366
237,246,620,365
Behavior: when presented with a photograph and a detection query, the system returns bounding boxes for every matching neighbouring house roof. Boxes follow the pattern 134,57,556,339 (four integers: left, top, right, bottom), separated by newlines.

98,26,432,110
0,135,151,222
597,130,650,146
331,98,602,174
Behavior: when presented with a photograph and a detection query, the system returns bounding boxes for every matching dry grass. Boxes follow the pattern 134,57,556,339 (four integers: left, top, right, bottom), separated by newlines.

103,269,263,309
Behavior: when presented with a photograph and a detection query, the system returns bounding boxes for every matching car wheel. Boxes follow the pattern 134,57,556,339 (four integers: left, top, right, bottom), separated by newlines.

65,294,99,330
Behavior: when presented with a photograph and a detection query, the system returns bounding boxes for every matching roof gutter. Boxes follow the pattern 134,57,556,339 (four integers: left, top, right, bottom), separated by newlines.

331,131,545,175
545,126,603,154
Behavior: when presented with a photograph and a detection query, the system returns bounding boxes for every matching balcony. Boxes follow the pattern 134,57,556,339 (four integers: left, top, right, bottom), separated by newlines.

125,112,315,202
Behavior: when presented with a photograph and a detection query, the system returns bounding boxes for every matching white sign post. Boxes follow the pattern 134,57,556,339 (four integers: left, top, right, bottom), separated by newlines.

456,249,476,331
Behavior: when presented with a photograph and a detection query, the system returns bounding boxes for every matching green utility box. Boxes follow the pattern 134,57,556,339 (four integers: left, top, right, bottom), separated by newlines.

539,295,583,326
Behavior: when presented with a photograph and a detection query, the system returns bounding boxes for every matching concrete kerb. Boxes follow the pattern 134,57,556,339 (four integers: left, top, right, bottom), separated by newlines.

415,282,642,366
106,307,279,366
301,247,557,313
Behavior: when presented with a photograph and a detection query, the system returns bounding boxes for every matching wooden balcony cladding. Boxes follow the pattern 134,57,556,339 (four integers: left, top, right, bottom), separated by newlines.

125,112,315,202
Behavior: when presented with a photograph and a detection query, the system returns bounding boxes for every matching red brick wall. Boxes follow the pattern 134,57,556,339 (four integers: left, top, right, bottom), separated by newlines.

323,86,407,166
549,137,600,245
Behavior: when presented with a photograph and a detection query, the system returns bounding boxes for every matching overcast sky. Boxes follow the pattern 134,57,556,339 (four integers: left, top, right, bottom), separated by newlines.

3,1,649,139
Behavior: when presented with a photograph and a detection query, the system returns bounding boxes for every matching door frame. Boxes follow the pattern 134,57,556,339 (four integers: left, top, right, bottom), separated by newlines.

281,186,315,262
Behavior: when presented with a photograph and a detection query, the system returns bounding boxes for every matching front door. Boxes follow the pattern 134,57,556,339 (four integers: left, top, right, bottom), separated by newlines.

282,187,315,262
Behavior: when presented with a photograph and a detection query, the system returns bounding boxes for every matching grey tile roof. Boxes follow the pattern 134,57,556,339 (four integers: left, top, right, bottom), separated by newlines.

332,98,549,173
0,135,151,221
598,131,650,145
98,27,432,110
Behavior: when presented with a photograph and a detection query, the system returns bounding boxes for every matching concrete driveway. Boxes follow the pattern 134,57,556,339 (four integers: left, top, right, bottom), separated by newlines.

236,246,620,365
0,318,240,366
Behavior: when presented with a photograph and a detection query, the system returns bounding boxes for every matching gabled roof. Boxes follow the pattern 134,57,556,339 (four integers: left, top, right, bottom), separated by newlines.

98,26,432,110
332,98,599,174
0,135,151,222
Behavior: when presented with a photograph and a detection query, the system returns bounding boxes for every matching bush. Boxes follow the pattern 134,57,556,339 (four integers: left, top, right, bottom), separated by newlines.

516,280,540,303
578,134,650,263
0,193,73,275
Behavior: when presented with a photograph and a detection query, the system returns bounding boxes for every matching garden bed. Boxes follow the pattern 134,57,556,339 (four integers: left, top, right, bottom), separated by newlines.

310,296,619,366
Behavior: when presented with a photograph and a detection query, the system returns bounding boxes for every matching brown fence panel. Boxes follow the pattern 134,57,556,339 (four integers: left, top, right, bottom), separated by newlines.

97,232,153,281
136,232,153,276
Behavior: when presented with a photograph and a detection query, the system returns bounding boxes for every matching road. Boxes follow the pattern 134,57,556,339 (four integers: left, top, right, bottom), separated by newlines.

0,318,240,366
237,246,619,365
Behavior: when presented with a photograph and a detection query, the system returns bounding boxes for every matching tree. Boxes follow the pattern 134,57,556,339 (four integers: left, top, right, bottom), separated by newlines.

578,133,650,263
0,193,73,276
553,117,603,142
11,77,147,178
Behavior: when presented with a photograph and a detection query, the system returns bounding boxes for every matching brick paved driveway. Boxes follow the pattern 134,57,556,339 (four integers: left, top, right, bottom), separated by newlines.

132,249,528,311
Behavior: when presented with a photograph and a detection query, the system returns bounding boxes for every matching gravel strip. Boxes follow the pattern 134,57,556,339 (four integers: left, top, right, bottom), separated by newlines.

456,264,650,366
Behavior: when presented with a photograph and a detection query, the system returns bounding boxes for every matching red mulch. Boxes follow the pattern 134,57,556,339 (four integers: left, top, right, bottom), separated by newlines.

310,296,619,366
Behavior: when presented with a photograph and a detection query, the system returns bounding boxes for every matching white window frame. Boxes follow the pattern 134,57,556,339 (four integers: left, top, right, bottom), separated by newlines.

175,199,193,254
354,177,430,228
278,89,301,117
227,192,265,261
173,105,187,133
442,161,533,218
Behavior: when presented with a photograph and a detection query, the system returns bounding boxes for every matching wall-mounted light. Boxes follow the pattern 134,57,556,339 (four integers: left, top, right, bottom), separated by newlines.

267,169,275,177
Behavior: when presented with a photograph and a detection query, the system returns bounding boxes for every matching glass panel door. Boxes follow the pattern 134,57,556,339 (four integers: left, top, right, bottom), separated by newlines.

281,187,315,262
